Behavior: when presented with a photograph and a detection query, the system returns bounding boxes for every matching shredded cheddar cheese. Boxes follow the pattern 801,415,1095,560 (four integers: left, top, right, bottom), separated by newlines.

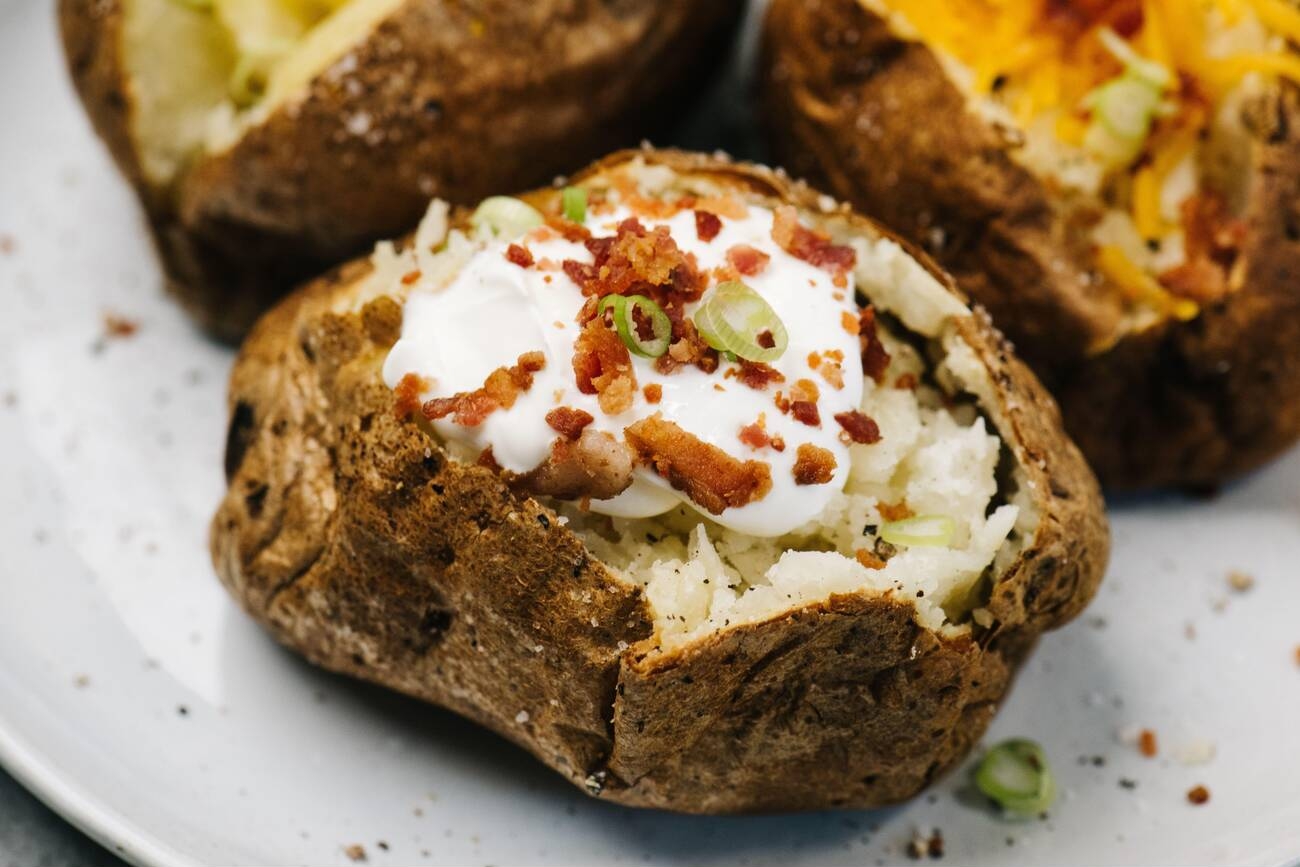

1096,245,1200,321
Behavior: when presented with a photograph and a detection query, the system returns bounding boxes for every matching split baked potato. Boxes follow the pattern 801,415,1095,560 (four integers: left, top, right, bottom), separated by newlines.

212,149,1107,812
58,0,743,341
762,0,1300,489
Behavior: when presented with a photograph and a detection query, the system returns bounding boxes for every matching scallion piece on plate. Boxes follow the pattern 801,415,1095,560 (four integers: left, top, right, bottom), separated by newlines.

471,196,545,239
974,739,1057,816
693,281,788,363
599,294,672,358
879,514,955,547
562,186,588,224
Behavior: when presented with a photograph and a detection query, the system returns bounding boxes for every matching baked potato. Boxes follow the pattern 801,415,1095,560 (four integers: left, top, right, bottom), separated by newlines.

761,0,1300,489
212,149,1108,813
58,0,743,341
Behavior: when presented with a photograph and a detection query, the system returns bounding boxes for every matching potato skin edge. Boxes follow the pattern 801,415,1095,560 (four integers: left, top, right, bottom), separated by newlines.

211,149,1108,812
760,0,1300,489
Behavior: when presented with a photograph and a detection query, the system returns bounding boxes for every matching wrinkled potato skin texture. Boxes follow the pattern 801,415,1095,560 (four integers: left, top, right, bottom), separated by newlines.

212,150,1108,813
761,0,1300,490
58,0,744,342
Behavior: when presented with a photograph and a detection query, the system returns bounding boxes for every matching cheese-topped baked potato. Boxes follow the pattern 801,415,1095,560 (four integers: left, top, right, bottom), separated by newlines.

59,0,743,340
762,0,1300,489
212,149,1108,812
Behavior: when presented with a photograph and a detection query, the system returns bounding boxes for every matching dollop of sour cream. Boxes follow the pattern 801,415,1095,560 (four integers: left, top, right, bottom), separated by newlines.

383,201,866,537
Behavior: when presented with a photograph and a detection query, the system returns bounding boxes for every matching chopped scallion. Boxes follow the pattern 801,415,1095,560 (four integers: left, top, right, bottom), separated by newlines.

693,281,789,363
878,514,956,547
599,294,672,358
471,196,545,239
974,739,1057,816
562,186,588,224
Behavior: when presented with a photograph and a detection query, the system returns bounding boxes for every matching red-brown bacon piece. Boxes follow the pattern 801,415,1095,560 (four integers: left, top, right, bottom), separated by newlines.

834,410,882,445
726,244,771,277
545,406,595,440
859,306,892,383
421,352,546,427
505,243,534,269
393,373,430,420
771,205,857,275
728,359,785,391
564,218,706,303
573,318,637,415
792,443,837,485
695,210,722,243
1158,193,1246,304
624,414,773,514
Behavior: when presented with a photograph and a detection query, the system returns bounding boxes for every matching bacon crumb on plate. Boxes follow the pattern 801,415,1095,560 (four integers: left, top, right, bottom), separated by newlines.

103,313,139,339
624,414,772,514
792,443,837,485
1138,729,1158,758
1187,785,1211,806
400,269,422,285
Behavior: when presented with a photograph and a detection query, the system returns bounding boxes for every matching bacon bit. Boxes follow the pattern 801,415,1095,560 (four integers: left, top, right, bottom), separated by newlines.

791,378,821,404
792,443,837,485
695,210,722,243
505,244,534,269
545,406,595,440
535,257,560,271
774,390,791,415
477,446,502,471
401,269,423,285
726,244,771,277
1159,193,1247,304
103,313,138,339
732,359,785,390
895,372,918,390
1138,729,1158,758
791,401,821,427
840,310,860,335
738,422,772,451
526,226,558,244
643,383,663,404
656,318,719,375
1187,785,1211,806
859,306,892,383
393,373,431,419
808,351,822,369
855,549,886,569
573,318,637,415
693,196,748,220
771,205,857,276
878,500,913,522
422,351,546,426
546,214,591,242
623,194,687,220
624,414,772,514
810,351,845,389
834,410,882,445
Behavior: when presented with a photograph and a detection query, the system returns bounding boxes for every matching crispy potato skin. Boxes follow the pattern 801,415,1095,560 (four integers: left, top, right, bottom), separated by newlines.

760,0,1300,489
58,0,744,342
212,150,1108,812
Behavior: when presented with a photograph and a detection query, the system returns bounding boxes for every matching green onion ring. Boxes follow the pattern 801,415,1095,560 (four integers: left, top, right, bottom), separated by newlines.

693,281,789,363
974,739,1057,816
562,186,588,224
598,294,671,358
879,514,956,548
470,196,545,239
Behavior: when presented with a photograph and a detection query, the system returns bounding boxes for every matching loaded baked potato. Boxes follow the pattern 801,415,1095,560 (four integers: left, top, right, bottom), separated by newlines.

58,0,743,340
762,0,1300,489
212,149,1108,812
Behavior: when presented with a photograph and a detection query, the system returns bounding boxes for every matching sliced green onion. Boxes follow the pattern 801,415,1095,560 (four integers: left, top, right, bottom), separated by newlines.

562,186,588,224
1098,27,1174,90
598,294,671,358
471,196,545,239
879,514,956,548
693,281,789,363
974,739,1057,816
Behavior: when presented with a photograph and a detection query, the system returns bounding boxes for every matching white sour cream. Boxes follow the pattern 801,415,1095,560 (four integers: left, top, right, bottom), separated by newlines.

383,202,866,537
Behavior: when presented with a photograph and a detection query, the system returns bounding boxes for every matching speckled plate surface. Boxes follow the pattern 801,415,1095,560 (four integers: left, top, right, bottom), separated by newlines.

4,1,1300,865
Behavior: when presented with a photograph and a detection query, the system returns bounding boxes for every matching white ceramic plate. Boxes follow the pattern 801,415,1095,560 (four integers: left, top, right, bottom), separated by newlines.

4,1,1300,865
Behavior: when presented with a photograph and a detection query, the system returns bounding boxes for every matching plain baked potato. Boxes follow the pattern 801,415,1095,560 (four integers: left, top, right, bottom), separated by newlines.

761,0,1300,489
58,0,743,341
212,149,1108,813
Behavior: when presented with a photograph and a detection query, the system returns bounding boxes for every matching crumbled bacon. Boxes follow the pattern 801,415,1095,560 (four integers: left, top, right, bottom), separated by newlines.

835,410,882,445
895,372,918,390
545,406,595,440
809,350,845,389
505,244,534,269
859,306,892,383
693,196,748,220
1158,193,1247,304
401,269,422,285
738,422,771,451
1187,785,1211,806
104,313,138,339
1138,729,1158,758
546,215,591,242
726,244,771,277
855,549,886,569
624,414,772,514
655,318,719,375
728,359,785,391
792,444,837,485
878,500,913,522
565,218,706,303
422,352,545,426
841,310,860,335
573,318,637,415
771,205,857,275
695,210,722,243
791,401,821,427
643,383,663,404
477,446,501,471
393,373,430,419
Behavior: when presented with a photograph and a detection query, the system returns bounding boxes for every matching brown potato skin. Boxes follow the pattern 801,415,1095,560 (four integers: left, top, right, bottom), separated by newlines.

211,149,1108,812
58,0,745,341
760,0,1300,490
